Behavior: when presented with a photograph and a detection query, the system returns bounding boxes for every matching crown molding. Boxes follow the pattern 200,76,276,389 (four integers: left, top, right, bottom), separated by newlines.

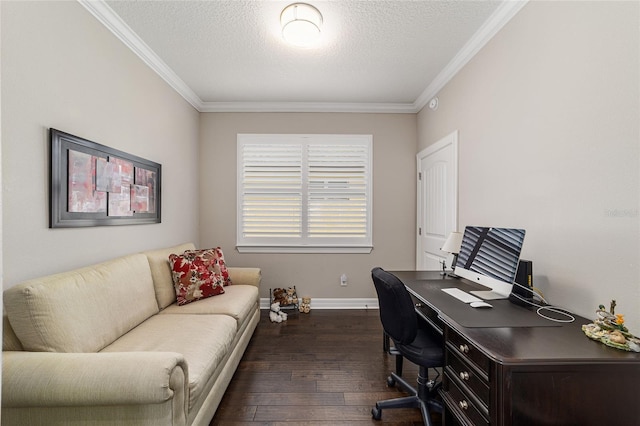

414,0,529,111
199,101,418,114
80,0,527,114
77,0,204,111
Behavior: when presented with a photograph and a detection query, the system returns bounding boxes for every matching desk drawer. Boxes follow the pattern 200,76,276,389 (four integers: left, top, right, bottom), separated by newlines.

447,349,489,404
446,327,489,375
443,373,489,426
411,296,443,334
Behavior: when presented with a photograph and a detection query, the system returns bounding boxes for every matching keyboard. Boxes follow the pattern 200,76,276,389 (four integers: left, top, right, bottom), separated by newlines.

441,287,483,304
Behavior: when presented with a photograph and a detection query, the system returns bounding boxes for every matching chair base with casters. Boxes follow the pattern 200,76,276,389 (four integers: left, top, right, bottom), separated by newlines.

371,267,444,426
371,359,443,425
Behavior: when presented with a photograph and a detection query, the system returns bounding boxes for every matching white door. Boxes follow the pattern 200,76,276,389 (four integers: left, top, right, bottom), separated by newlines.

416,131,458,270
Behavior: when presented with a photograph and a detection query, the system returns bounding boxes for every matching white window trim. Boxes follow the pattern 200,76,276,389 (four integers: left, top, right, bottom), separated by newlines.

237,134,373,254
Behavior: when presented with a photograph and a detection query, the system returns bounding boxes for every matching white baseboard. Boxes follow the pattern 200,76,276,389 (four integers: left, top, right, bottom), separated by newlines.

261,297,378,310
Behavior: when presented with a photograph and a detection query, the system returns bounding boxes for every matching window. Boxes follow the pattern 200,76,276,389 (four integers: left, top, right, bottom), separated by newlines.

237,134,372,253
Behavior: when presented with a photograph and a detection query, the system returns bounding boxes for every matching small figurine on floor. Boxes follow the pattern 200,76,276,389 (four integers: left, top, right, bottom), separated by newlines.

285,287,299,306
269,302,288,323
272,286,298,307
298,296,311,314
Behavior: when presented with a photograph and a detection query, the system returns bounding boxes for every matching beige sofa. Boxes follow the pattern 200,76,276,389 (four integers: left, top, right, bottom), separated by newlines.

2,243,261,426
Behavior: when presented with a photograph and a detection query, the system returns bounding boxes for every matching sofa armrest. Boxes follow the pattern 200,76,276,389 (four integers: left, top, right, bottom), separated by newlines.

2,351,188,410
227,267,261,287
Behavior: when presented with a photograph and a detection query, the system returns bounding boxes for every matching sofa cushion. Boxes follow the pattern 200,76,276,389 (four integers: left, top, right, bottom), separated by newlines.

4,254,159,353
160,285,260,326
100,313,237,410
144,242,196,309
3,313,23,351
169,249,228,305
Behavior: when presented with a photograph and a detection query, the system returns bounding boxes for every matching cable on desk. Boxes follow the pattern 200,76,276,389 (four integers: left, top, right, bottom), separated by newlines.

511,282,576,323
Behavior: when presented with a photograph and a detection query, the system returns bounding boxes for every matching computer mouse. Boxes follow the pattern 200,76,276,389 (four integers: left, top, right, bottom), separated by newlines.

470,301,493,309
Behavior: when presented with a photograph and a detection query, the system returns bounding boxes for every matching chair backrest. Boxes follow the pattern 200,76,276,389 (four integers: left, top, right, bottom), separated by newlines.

371,267,418,345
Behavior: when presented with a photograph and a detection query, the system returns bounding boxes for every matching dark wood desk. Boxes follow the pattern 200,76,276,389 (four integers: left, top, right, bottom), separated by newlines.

391,271,640,426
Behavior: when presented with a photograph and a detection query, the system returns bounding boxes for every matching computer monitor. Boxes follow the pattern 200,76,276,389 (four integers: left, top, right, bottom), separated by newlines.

454,226,526,300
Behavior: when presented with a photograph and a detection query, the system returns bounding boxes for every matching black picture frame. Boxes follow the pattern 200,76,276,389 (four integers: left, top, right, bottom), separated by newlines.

49,128,161,228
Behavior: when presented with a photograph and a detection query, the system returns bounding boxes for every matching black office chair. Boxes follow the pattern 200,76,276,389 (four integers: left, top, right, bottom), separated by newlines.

383,330,404,377
371,267,444,426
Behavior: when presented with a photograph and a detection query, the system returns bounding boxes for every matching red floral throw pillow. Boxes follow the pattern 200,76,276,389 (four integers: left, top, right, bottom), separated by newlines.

210,247,232,286
169,248,230,305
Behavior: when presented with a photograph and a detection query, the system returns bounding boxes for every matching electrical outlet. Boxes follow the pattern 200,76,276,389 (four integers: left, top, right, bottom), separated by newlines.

340,274,348,286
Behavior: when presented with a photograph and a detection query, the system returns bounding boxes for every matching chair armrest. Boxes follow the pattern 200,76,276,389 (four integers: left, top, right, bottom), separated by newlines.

227,267,261,287
2,351,188,409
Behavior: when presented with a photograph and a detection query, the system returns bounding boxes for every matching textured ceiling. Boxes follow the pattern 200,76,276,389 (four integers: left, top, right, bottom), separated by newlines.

95,0,521,112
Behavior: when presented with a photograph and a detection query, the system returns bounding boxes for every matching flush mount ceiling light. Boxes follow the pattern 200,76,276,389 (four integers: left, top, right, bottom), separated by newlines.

280,3,323,48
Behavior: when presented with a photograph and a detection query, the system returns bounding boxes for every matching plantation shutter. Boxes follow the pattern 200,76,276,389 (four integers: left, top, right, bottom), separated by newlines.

237,134,372,253
307,143,369,239
240,143,303,238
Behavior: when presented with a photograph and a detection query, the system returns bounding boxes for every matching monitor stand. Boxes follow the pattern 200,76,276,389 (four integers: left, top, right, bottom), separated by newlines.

470,290,509,301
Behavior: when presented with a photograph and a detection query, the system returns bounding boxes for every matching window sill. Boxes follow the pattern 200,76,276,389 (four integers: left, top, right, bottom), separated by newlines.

236,245,373,254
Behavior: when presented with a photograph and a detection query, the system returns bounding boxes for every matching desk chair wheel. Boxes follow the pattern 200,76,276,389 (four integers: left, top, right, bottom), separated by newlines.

371,405,382,420
386,375,396,387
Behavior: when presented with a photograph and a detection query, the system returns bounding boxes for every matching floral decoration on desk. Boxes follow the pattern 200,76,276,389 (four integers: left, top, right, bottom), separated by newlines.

582,300,640,352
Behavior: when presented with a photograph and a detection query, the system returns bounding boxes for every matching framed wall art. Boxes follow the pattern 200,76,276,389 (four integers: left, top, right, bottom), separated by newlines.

50,128,161,228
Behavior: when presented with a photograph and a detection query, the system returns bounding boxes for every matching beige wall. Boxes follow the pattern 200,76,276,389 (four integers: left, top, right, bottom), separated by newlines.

1,1,200,287
199,113,417,301
418,1,640,330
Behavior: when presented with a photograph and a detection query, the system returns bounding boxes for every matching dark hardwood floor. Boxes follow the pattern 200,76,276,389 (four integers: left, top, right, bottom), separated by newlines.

210,309,441,425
